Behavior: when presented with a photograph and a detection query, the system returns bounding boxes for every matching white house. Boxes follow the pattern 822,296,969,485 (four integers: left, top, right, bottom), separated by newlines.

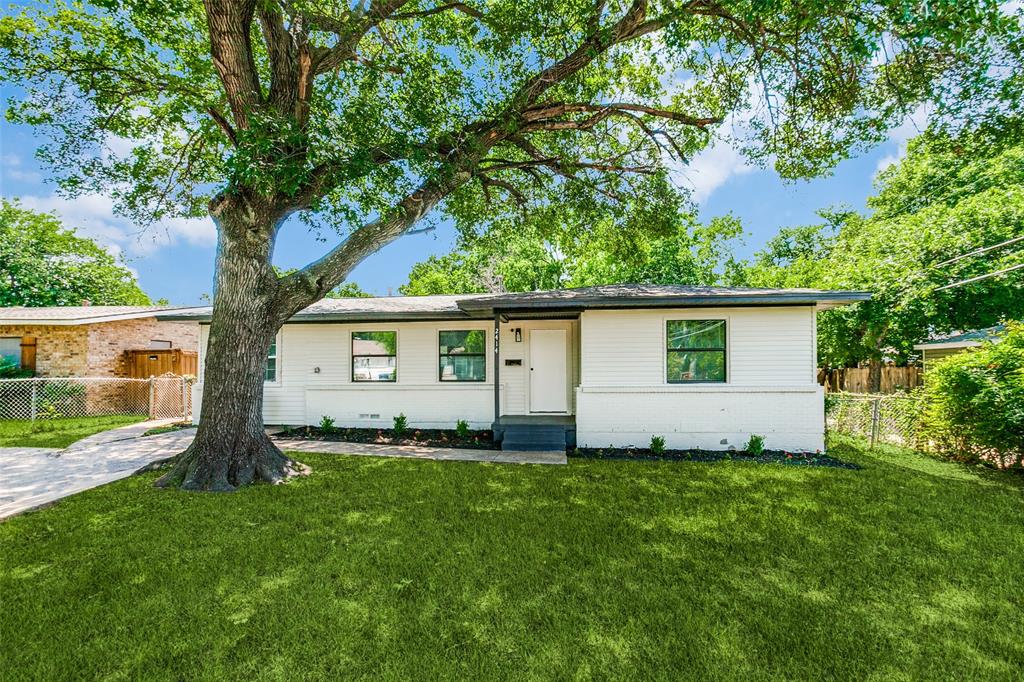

161,284,870,452
913,325,1005,374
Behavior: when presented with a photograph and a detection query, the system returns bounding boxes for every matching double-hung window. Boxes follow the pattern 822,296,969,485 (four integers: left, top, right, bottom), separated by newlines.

666,320,726,383
439,330,486,382
352,331,397,382
264,337,278,382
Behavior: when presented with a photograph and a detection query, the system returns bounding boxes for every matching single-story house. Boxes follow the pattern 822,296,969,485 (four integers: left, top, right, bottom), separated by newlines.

0,305,204,378
160,284,870,452
913,325,1006,373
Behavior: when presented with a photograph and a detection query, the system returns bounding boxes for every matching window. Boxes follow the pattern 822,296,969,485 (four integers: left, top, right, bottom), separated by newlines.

0,337,20,369
352,331,397,382
149,339,172,349
265,338,278,382
439,330,486,382
666,320,726,383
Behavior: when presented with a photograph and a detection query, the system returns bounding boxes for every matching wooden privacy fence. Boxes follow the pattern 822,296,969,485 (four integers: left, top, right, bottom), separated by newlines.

818,366,923,394
123,348,198,378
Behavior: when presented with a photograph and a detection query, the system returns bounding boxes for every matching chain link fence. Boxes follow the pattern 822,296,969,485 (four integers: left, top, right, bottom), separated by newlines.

826,393,925,449
0,376,193,423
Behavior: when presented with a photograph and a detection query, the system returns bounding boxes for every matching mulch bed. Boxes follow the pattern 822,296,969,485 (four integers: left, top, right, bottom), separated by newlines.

274,426,499,450
571,447,861,469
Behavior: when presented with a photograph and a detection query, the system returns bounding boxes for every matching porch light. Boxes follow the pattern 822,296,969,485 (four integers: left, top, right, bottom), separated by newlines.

514,328,522,343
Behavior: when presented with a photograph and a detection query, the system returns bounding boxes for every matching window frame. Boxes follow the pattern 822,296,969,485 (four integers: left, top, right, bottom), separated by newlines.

351,330,398,383
438,329,487,383
264,333,281,384
665,318,728,384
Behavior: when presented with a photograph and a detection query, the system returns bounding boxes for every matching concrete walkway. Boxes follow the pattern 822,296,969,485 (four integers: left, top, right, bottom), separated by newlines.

276,438,567,465
0,423,564,520
0,419,195,520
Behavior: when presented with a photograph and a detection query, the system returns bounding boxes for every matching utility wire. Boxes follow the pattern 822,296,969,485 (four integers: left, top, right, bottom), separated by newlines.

931,235,1024,268
935,262,1024,291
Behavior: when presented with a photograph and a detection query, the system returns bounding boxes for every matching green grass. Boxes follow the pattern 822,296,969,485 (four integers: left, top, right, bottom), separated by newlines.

0,415,146,448
142,421,193,437
1,436,1023,680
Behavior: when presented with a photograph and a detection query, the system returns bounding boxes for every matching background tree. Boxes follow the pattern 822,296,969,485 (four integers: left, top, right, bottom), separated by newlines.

2,0,1019,490
0,199,151,306
735,120,1024,389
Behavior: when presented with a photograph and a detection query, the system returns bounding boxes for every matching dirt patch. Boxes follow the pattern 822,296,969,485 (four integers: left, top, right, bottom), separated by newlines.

571,447,860,469
274,426,499,450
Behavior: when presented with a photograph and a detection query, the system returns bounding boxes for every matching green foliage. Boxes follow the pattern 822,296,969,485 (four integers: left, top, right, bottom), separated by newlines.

734,122,1024,370
649,435,666,455
318,415,336,433
744,434,766,456
393,413,408,438
0,200,150,306
0,356,31,379
455,419,470,439
2,0,1018,264
921,323,1024,468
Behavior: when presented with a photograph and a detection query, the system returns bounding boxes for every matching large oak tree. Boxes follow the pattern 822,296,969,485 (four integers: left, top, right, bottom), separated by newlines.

2,0,1019,489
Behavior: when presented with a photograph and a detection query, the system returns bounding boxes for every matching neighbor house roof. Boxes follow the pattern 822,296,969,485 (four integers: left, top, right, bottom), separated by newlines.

0,305,209,326
913,325,1006,351
156,285,869,324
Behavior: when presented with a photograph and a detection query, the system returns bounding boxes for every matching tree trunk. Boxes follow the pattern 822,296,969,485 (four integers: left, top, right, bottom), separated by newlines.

156,199,305,491
868,356,883,394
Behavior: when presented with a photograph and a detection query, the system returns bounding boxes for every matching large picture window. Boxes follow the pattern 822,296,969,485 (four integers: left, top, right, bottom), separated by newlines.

264,338,278,382
666,320,726,383
352,331,397,382
439,330,485,382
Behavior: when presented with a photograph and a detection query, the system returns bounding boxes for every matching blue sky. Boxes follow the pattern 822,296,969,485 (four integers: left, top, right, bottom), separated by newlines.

0,87,922,305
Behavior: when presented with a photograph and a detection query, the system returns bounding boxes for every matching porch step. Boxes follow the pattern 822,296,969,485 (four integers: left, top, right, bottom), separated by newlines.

501,424,573,452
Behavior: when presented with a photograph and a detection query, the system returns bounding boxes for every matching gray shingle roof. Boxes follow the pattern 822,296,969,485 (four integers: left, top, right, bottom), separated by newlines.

156,284,869,323
914,325,1006,349
0,305,207,325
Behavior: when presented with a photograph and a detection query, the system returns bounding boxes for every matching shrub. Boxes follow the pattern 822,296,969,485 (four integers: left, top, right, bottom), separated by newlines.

921,323,1023,468
393,413,408,437
745,434,766,456
318,415,336,432
649,435,666,455
455,419,470,438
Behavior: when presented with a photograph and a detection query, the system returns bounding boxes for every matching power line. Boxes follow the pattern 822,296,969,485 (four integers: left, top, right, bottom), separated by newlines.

935,262,1024,291
932,235,1024,268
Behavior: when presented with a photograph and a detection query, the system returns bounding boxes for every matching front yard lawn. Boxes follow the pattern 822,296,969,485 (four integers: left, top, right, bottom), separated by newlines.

1,436,1022,679
0,415,145,449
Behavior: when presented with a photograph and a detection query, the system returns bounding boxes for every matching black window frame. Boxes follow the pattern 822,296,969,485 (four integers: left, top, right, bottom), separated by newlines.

666,319,727,384
438,330,486,382
351,331,398,382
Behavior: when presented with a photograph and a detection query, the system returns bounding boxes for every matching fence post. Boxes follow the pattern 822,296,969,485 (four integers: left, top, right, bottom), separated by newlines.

30,380,38,424
180,378,187,420
148,377,155,419
869,397,881,449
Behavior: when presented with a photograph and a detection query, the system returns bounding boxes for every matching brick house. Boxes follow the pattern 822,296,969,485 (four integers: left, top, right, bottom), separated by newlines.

0,306,203,378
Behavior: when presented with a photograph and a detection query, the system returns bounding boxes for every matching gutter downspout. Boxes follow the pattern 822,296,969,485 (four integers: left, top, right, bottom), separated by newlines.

493,312,501,442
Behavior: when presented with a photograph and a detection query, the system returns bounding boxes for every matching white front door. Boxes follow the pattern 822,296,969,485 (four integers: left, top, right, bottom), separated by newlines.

530,329,568,412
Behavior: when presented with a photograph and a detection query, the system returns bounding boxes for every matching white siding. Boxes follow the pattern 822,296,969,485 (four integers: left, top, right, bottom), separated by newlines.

576,307,824,452
194,320,495,428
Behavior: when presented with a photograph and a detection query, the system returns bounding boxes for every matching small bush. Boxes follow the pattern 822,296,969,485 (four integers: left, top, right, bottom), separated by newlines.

649,435,666,455
745,434,766,456
455,419,470,438
318,415,336,432
393,413,408,437
921,323,1023,468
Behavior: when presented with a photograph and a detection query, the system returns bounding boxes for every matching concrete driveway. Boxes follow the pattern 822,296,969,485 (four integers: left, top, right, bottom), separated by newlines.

0,420,196,520
0,422,565,521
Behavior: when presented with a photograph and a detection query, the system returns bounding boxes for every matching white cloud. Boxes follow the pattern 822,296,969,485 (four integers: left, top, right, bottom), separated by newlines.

1001,1,1023,16
2,154,42,184
875,104,929,175
18,192,216,257
674,139,756,204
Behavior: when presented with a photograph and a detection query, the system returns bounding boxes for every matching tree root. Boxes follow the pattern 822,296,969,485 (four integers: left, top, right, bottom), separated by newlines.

154,432,309,492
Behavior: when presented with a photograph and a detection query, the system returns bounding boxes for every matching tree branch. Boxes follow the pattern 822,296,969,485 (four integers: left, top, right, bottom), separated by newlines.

390,2,484,20
203,0,264,128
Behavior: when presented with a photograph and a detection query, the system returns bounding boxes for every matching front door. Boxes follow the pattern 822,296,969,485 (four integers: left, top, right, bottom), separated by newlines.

530,329,568,412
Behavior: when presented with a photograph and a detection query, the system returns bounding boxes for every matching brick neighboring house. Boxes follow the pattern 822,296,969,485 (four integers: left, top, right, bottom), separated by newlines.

0,306,203,378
